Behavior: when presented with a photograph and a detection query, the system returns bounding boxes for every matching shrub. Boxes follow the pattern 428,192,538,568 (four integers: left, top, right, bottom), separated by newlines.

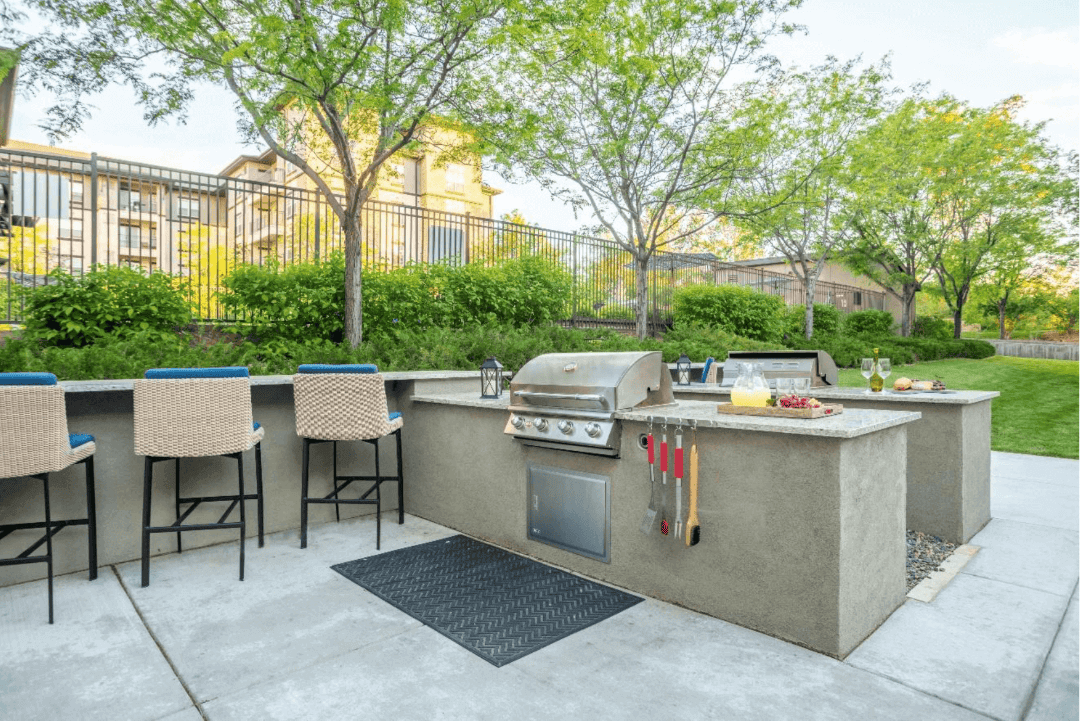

671,285,785,342
661,324,774,363
911,316,953,340
784,303,841,337
219,254,346,343
221,254,572,341
21,266,193,347
843,309,895,337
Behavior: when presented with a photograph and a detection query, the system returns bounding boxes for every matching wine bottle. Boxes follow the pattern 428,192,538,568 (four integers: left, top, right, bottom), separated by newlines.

870,347,884,393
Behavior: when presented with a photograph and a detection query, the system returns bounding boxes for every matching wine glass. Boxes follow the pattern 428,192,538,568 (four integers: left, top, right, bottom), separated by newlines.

877,358,891,393
860,358,874,394
776,377,794,399
793,377,811,399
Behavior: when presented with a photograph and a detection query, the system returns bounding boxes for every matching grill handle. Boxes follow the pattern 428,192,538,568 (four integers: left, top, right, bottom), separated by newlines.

513,391,609,407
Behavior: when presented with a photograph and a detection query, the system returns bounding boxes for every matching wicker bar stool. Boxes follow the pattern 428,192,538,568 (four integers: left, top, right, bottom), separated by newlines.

134,367,265,587
0,372,98,624
293,364,404,550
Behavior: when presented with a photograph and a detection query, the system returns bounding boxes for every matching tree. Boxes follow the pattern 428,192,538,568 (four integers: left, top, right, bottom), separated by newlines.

972,221,1071,339
19,0,506,346
737,57,891,338
841,96,967,336
481,0,798,339
930,98,1076,338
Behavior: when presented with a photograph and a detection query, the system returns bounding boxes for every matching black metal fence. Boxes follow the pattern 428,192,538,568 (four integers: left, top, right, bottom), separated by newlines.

1,147,885,329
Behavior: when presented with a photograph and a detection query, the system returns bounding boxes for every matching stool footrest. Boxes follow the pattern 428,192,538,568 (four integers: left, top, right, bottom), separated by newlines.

0,518,90,533
178,494,260,504
0,554,50,567
304,497,378,506
147,522,244,533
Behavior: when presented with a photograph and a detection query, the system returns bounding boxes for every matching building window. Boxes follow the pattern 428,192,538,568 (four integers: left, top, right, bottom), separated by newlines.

178,197,200,219
119,186,142,212
853,291,863,306
235,211,245,235
119,225,154,249
445,164,466,194
119,225,140,248
70,181,84,206
68,257,84,274
285,197,297,218
70,218,83,239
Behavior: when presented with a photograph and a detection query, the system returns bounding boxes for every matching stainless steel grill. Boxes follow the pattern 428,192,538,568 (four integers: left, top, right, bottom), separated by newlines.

505,351,675,456
717,350,839,390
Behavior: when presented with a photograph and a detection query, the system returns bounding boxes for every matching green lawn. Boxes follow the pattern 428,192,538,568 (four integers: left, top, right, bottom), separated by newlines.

837,356,1079,459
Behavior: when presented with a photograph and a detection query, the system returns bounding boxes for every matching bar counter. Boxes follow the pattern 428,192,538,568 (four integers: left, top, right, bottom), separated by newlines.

672,384,998,543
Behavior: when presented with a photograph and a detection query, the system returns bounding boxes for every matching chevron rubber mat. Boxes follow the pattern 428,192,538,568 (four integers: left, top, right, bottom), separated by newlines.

331,534,643,667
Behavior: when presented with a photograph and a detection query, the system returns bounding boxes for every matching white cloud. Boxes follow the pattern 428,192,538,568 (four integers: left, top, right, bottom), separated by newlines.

992,27,1080,71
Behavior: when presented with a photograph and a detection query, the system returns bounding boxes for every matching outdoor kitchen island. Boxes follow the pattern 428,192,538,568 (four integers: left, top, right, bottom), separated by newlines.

405,391,921,658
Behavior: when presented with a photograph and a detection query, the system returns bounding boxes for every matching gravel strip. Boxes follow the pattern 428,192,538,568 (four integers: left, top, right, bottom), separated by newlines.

906,530,957,590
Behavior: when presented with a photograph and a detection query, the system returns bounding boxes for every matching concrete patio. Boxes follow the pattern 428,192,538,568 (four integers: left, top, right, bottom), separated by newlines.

2,450,1076,721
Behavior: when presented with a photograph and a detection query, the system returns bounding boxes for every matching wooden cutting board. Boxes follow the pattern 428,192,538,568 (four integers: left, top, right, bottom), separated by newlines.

716,402,843,419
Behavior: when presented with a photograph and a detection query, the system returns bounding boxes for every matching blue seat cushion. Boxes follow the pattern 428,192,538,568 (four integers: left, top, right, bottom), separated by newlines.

253,422,261,431
297,364,378,374
69,433,94,448
389,412,402,422
701,357,714,383
145,367,250,379
0,372,58,386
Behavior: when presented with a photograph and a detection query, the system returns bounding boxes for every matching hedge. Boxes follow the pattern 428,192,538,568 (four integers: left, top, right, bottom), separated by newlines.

672,285,785,342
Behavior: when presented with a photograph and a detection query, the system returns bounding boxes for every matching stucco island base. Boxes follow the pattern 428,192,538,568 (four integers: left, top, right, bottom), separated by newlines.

405,395,917,658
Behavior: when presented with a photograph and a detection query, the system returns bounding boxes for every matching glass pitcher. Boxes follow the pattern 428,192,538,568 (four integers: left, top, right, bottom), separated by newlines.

749,363,773,407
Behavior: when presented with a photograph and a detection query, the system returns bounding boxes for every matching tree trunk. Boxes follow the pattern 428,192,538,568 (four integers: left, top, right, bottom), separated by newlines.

343,214,364,348
953,307,963,339
900,284,918,337
997,299,1007,340
803,276,818,340
634,255,649,341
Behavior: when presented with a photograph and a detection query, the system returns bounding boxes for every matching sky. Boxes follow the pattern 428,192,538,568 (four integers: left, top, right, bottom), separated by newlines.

7,0,1079,234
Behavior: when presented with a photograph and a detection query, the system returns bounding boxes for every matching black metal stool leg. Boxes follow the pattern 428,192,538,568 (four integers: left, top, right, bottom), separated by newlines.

85,455,98,580
237,452,246,582
395,429,404,524
300,438,310,549
333,440,341,522
174,457,182,554
255,442,264,547
142,456,153,587
374,441,381,550
42,473,54,624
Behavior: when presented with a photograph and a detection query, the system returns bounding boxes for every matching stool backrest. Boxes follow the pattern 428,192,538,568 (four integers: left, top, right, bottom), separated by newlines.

293,372,391,441
0,374,71,478
134,368,254,457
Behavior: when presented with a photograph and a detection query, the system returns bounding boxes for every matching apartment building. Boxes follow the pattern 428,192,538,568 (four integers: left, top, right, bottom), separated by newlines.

0,140,228,277
219,136,501,266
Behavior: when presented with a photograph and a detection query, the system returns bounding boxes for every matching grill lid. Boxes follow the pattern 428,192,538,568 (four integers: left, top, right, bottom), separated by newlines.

718,350,838,389
509,351,674,414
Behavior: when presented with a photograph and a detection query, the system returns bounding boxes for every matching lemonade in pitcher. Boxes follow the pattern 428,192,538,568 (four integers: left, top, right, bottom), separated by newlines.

730,363,772,407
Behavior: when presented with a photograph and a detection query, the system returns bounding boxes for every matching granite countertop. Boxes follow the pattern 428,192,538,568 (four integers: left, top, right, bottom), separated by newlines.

407,393,919,438
59,370,481,393
617,400,921,438
410,393,511,410
672,383,999,405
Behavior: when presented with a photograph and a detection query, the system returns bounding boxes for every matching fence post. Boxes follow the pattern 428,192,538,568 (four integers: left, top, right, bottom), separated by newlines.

571,233,578,328
89,152,98,266
314,207,320,261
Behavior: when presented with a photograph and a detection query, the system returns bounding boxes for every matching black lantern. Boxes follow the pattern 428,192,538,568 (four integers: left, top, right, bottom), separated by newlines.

480,356,504,399
676,353,692,386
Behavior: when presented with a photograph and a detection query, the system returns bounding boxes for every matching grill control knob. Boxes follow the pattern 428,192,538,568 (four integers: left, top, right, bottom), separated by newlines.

534,418,549,432
510,415,525,429
557,420,574,435
584,422,602,438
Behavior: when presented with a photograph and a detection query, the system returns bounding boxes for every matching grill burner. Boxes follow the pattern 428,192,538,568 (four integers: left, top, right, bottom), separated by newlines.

717,350,839,391
506,351,675,456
